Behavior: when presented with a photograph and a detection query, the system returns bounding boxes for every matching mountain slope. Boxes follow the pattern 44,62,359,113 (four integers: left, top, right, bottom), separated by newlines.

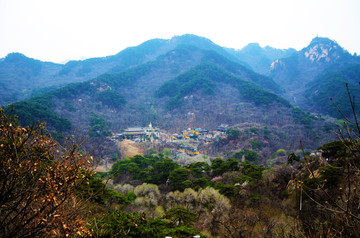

8,46,283,131
0,53,63,105
304,64,360,118
7,46,336,162
0,34,249,106
226,43,296,75
270,37,360,92
155,62,288,110
268,37,360,107
3,35,343,161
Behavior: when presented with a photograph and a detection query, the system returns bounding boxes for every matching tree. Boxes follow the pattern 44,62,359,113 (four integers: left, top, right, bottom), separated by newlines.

186,162,210,178
169,168,189,191
88,210,167,238
226,128,241,139
0,108,92,237
211,158,225,176
89,113,112,137
236,149,259,163
88,210,203,238
289,84,360,237
163,207,197,226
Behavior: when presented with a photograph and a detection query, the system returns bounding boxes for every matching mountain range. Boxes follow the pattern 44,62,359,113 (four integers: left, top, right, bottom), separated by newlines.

2,34,359,161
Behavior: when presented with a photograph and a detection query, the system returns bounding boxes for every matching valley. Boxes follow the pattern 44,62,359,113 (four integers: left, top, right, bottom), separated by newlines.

1,34,360,237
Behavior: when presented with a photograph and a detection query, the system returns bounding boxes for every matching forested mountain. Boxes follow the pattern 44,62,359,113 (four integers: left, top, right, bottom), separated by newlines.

4,34,360,161
0,53,63,105
1,34,359,238
303,64,360,117
8,45,282,130
269,37,360,106
7,43,336,162
2,35,359,121
0,34,248,106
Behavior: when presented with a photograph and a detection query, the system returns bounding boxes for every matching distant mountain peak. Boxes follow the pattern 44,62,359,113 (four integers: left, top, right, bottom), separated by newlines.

303,36,349,63
241,43,263,54
309,36,336,45
5,52,29,61
170,34,217,47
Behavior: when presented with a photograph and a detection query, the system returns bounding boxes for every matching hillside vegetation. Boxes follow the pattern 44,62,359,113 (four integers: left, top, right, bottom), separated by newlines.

2,34,360,237
1,107,359,237
304,64,360,118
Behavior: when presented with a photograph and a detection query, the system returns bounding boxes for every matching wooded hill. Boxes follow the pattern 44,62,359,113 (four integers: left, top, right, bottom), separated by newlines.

5,40,338,162
0,35,247,106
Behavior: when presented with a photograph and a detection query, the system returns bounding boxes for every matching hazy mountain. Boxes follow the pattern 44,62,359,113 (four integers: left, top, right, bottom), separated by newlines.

4,34,355,160
303,64,360,118
7,44,335,161
0,53,63,105
270,37,360,96
8,45,281,130
225,43,296,75
0,34,249,106
0,40,170,105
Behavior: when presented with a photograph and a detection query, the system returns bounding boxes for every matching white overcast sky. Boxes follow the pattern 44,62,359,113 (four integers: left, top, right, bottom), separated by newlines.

1,0,359,63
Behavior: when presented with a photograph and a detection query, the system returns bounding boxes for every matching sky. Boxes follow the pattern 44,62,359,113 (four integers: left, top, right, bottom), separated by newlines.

1,0,359,63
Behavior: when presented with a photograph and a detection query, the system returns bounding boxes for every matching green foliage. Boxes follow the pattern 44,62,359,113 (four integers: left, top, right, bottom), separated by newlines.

163,207,197,226
305,64,360,118
291,107,315,125
169,168,189,191
112,153,119,162
202,50,282,93
210,158,225,176
214,182,239,198
30,85,60,98
240,161,264,180
248,193,265,200
53,81,95,98
88,211,168,238
89,113,112,137
287,152,300,164
235,149,259,163
222,158,239,171
110,155,179,185
63,100,76,112
98,60,157,89
275,149,287,156
166,95,184,110
226,128,241,139
249,140,263,150
263,126,271,138
182,180,194,189
234,175,254,184
250,127,258,134
6,99,71,131
317,140,351,160
76,174,131,205
76,175,112,205
143,158,180,184
155,65,215,99
186,162,210,178
96,90,126,108
155,62,291,110
127,190,137,203
161,148,171,157
319,165,341,187
193,177,212,189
